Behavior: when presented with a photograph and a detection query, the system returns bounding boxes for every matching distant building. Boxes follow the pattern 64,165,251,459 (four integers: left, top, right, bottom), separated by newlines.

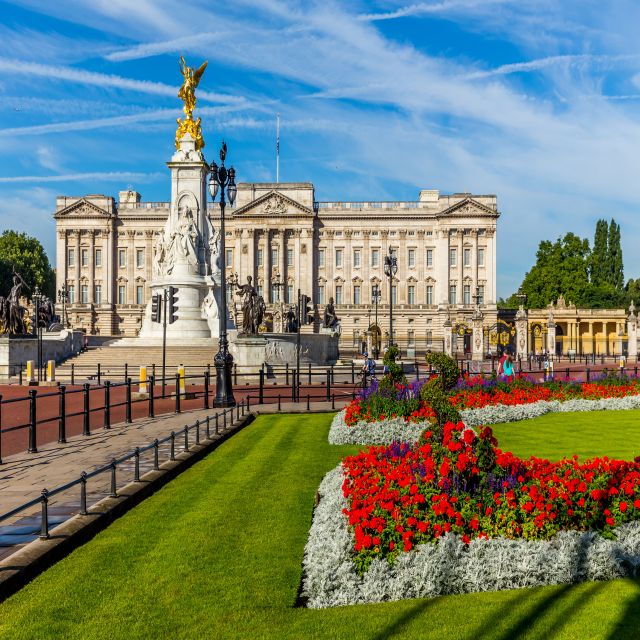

54,183,500,354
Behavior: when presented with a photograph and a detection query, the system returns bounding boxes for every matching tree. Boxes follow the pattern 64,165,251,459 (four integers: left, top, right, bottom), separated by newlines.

518,233,591,308
0,231,55,300
590,219,609,286
608,219,624,290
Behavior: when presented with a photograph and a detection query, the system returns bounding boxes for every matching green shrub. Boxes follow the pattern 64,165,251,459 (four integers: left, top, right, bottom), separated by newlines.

382,345,406,384
419,377,461,430
425,352,460,391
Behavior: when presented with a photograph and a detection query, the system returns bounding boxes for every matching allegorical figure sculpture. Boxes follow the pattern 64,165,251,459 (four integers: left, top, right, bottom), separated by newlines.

236,276,266,335
2,269,28,335
285,306,297,333
323,297,340,329
175,56,208,151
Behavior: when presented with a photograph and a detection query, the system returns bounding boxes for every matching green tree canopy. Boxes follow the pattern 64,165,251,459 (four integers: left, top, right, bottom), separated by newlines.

0,231,55,300
590,219,609,287
609,219,624,290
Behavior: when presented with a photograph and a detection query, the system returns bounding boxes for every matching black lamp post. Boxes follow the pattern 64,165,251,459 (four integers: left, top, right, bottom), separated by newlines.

57,284,69,328
383,248,398,348
209,141,237,407
372,283,381,358
32,286,44,381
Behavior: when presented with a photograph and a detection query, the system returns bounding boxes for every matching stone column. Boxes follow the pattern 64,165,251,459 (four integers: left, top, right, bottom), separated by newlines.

471,310,484,362
363,230,371,300
263,228,270,300
344,229,353,303
515,306,528,359
547,313,556,355
628,303,638,360
89,230,96,303
443,318,453,356
416,230,425,302
144,229,154,297
293,229,302,301
457,230,463,308
73,230,81,298
325,230,335,300
234,229,243,283
246,228,255,285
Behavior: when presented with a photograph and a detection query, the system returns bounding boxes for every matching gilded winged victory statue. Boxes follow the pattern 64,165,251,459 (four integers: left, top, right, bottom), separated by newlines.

175,56,208,150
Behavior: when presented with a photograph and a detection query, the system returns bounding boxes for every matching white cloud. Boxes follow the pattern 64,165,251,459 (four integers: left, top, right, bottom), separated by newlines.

358,0,510,22
0,57,243,105
105,32,226,62
0,172,163,184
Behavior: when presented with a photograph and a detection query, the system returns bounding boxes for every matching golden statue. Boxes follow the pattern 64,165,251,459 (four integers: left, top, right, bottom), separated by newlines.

175,56,208,151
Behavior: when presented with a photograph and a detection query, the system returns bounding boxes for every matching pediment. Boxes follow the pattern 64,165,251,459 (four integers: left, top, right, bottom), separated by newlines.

232,191,314,218
438,198,498,219
54,198,113,220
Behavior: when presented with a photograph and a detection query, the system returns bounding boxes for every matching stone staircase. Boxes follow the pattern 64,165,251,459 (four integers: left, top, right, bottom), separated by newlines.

52,339,217,383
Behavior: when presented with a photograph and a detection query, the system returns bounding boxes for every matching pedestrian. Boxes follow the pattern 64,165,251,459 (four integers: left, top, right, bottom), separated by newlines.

503,353,515,382
543,355,550,382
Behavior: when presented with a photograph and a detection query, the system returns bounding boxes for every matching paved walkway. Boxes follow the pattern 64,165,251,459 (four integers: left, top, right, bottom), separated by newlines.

0,399,346,561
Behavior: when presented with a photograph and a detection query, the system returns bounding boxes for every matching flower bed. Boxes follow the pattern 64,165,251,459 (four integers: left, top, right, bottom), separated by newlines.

305,420,640,607
301,465,640,608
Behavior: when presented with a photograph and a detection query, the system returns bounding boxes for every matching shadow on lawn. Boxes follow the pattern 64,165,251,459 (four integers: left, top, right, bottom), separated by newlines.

605,579,640,639
368,599,436,640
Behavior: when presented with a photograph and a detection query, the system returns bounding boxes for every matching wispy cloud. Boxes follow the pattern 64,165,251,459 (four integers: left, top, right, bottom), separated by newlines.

0,57,243,104
466,53,640,80
0,171,163,184
105,32,226,62
358,0,509,21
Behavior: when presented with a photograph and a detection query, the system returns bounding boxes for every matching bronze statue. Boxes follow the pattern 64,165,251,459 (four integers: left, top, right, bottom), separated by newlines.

236,276,266,335
285,306,297,333
4,269,28,335
323,297,339,329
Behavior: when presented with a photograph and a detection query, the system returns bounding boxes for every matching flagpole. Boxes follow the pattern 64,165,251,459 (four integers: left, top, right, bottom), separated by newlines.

276,113,280,184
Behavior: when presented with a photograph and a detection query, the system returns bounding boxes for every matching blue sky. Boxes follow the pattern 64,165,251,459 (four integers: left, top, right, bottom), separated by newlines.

1,0,640,298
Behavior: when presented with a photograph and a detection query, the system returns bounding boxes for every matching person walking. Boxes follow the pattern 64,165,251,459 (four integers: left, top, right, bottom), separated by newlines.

503,353,515,382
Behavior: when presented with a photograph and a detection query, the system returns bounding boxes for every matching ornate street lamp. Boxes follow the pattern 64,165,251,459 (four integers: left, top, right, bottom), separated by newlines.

208,141,237,407
383,248,398,348
57,284,70,328
372,283,381,358
32,285,44,381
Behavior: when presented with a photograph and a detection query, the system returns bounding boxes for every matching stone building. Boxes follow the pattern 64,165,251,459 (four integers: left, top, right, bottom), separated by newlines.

53,182,500,354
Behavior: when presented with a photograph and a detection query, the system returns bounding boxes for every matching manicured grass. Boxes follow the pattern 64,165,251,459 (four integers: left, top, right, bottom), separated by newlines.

1,412,640,639
490,409,640,461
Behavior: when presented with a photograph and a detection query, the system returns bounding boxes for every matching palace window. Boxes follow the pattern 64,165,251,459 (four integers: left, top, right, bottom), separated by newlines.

227,287,232,303
335,248,343,268
287,248,294,267
426,285,433,305
318,249,325,268
118,286,126,305
449,248,457,267
408,248,416,268
335,285,343,304
136,249,144,268
271,287,278,304
287,284,294,303
136,285,144,305
256,285,263,297
449,284,457,305
464,248,471,267
271,248,278,266
118,249,126,268
81,249,88,267
226,249,233,267
426,248,433,267
353,285,361,304
408,329,415,347
81,285,88,304
318,285,325,305
478,248,485,267
408,285,415,305
67,248,75,267
464,284,471,305
68,285,75,304
426,330,433,345
257,248,263,266
95,248,102,267
94,285,102,304
371,248,380,267
478,285,485,304
391,285,397,305
353,249,361,268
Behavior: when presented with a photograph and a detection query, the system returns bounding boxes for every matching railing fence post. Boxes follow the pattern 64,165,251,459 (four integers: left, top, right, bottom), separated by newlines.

149,375,155,418
175,374,181,413
126,377,133,423
28,389,38,453
234,363,238,386
104,380,111,429
39,489,49,540
134,447,140,482
351,361,355,384
80,472,88,515
204,371,210,409
124,362,128,383
223,408,227,431
259,369,264,404
195,419,200,445
306,393,310,410
82,383,90,436
215,413,219,435
586,367,590,382
71,363,75,386
291,370,296,401
97,363,101,386
332,394,335,410
58,385,67,443
308,363,312,385
206,415,211,439
278,394,281,411
110,460,117,497
285,363,289,385
170,431,176,461
153,439,159,471
326,369,331,401
184,426,189,451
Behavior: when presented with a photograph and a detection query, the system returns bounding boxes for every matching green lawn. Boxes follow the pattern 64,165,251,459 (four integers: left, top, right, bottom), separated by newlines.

490,409,640,461
1,412,640,639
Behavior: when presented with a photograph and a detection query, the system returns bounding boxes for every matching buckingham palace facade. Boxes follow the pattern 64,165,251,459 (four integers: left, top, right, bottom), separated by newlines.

53,182,499,353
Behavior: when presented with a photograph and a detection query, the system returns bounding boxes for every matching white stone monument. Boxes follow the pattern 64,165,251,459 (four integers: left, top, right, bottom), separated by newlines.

139,132,222,341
